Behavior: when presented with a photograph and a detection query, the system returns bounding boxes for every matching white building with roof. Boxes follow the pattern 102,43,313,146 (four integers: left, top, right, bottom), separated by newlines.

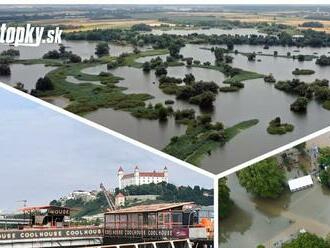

288,175,314,192
117,166,168,189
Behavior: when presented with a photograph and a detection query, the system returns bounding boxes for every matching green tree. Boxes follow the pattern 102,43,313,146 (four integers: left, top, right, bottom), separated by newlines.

283,232,330,248
155,66,167,77
214,47,225,62
237,158,286,198
183,73,195,85
168,44,181,58
319,147,330,167
320,169,330,188
290,97,308,112
142,61,151,72
50,200,62,206
219,178,233,219
131,23,152,31
247,53,256,61
35,76,54,91
157,105,169,121
0,64,11,76
95,42,109,57
69,54,82,63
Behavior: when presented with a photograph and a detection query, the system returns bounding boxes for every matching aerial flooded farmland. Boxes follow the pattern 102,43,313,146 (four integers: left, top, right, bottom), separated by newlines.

0,5,329,175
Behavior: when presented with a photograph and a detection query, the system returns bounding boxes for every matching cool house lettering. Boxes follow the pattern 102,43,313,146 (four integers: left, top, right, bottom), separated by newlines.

48,209,70,215
0,228,102,241
105,229,172,237
20,230,63,239
0,233,16,240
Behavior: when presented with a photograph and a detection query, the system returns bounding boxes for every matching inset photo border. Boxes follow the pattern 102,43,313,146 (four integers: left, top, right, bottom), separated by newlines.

0,83,216,247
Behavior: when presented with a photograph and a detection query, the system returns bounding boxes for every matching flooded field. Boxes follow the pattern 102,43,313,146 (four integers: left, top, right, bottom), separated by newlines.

0,64,56,91
82,43,330,173
220,174,330,247
1,35,329,173
150,28,265,36
0,40,141,60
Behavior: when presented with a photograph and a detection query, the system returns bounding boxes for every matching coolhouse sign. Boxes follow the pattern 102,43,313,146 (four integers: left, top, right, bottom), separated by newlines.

0,227,103,241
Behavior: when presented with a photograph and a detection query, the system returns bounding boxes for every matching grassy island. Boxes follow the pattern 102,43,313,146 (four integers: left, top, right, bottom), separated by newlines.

264,74,276,83
267,117,294,135
292,68,315,75
163,117,259,165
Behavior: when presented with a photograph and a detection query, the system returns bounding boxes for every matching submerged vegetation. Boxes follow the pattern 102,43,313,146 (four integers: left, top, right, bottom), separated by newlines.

27,50,171,116
9,43,263,167
5,11,330,169
264,74,276,83
164,116,259,165
290,97,309,112
158,74,219,108
275,79,330,111
292,68,315,75
267,117,294,135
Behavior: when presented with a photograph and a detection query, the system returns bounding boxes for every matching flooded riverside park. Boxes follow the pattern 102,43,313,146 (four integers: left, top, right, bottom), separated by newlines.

220,130,330,247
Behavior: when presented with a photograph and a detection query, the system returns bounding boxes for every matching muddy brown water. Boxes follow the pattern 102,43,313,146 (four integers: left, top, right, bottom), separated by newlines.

220,174,330,247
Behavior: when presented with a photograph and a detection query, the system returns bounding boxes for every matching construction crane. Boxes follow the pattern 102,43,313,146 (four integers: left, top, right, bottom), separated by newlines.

17,200,27,208
100,183,117,211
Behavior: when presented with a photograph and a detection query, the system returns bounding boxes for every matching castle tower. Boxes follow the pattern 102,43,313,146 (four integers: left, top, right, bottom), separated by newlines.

134,166,139,185
164,166,169,183
118,166,124,189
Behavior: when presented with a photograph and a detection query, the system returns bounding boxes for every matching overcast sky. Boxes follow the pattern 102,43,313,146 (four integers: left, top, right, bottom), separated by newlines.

0,88,212,213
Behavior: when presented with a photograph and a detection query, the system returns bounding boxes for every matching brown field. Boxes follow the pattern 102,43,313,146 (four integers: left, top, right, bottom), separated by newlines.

31,18,161,32
30,11,330,33
166,11,330,33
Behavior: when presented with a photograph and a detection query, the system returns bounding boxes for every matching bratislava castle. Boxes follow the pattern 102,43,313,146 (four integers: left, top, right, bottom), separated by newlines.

117,166,169,189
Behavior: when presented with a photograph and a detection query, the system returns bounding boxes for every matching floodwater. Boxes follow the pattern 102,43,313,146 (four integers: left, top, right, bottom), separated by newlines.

150,28,265,36
0,40,140,60
1,38,330,174
221,174,330,247
0,40,137,91
85,108,186,149
0,64,56,92
42,96,70,108
82,43,330,174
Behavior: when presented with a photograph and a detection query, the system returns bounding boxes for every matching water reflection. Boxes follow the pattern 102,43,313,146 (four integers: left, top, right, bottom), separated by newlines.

220,203,253,243
0,64,56,91
0,40,141,60
85,108,186,149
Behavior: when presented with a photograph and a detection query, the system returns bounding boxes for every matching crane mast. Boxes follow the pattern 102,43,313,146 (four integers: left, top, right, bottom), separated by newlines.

100,183,116,211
